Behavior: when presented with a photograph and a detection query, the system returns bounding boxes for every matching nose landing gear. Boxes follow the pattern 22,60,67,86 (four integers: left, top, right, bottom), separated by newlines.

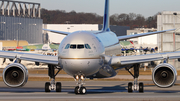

74,75,87,94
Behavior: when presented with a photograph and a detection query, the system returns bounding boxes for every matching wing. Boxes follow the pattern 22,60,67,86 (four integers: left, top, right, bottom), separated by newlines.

102,51,180,66
118,29,175,41
0,51,58,65
43,29,71,35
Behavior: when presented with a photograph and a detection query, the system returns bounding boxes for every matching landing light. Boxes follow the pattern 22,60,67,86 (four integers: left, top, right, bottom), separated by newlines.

81,75,84,80
76,75,79,80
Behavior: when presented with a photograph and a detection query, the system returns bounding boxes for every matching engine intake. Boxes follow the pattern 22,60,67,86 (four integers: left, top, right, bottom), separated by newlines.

152,63,177,88
3,63,28,87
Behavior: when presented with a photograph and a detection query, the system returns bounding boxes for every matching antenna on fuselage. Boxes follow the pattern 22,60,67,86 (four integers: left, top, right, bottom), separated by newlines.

102,0,110,32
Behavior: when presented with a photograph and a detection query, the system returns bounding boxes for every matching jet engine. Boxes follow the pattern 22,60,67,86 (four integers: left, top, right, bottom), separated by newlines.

3,63,28,87
152,63,177,88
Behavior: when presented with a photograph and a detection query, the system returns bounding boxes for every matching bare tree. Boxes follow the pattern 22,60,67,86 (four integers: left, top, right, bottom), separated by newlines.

41,8,158,29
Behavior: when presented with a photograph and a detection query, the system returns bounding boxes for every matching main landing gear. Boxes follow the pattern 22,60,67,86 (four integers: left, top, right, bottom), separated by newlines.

126,64,144,93
45,65,62,92
74,75,87,94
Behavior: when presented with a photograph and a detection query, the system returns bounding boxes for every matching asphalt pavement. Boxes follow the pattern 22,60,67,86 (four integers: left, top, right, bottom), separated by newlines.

0,81,180,101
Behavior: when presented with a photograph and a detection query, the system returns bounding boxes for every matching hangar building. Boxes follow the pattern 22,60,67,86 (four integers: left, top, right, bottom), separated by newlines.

0,0,43,44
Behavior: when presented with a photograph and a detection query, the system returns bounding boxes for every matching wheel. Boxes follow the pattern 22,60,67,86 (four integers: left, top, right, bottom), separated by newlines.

74,86,79,94
56,82,62,92
139,82,144,93
45,82,50,92
80,86,86,94
128,82,133,93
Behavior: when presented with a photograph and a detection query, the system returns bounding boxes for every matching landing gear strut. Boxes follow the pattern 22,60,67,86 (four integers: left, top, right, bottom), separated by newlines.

126,64,144,93
74,75,86,94
45,64,62,92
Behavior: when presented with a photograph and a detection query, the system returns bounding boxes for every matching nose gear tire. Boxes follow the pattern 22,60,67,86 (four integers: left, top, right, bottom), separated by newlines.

45,82,50,92
128,82,133,93
56,82,62,92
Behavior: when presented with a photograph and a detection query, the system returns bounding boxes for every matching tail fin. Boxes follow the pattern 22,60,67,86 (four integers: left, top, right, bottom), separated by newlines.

102,0,110,31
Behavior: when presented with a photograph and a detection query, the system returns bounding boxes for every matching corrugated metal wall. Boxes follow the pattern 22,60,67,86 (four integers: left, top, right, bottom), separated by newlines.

157,11,180,52
157,11,180,70
0,16,43,44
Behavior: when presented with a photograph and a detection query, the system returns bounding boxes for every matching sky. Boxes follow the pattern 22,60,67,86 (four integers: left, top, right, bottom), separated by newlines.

17,0,180,18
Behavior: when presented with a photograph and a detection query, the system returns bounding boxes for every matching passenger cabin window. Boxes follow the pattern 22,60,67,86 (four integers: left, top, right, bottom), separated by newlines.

70,44,76,49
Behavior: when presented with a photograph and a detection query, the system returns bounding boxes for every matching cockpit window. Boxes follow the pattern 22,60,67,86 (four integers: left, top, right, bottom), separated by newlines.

70,44,76,49
77,44,84,49
85,44,91,49
65,44,91,49
65,44,70,49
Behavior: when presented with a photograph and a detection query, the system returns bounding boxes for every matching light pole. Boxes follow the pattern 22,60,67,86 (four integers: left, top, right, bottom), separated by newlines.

67,26,74,32
29,23,37,44
29,24,36,26
67,27,70,32
172,12,177,72
173,13,177,52
148,17,152,28
0,22,6,40
65,21,70,24
0,22,5,24
14,23,21,47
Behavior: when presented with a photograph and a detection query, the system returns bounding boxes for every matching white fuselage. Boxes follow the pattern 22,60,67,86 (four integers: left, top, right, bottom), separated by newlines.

58,31,121,77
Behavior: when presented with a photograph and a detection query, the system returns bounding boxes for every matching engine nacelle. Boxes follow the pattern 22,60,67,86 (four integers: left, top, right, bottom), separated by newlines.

3,63,28,87
152,63,177,88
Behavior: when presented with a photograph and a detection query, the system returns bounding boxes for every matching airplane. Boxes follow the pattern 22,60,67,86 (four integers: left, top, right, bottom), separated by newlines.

0,0,179,94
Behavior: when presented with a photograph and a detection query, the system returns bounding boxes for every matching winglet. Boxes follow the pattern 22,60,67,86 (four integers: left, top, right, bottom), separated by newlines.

102,0,110,32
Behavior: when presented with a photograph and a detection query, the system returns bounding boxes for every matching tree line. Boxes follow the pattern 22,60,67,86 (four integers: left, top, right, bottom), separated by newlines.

41,8,158,29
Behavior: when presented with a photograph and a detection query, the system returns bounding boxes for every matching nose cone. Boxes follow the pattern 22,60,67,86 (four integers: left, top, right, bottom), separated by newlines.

62,59,102,76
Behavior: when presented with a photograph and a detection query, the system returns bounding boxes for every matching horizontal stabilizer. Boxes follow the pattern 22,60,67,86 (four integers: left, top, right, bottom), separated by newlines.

118,29,175,41
43,29,70,35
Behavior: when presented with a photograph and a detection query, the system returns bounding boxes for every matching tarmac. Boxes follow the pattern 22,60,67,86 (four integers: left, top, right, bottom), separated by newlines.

0,80,180,101
0,71,180,101
28,74,180,81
